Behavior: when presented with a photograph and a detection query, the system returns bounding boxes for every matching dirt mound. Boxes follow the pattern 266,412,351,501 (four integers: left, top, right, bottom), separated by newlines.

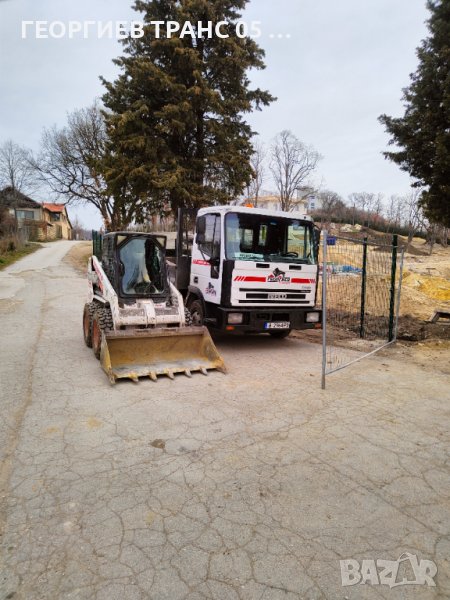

397,315,450,342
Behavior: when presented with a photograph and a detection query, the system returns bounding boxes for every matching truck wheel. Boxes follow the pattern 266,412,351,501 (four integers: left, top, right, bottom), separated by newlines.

83,303,95,348
92,306,113,360
268,329,291,339
184,307,194,327
189,299,204,326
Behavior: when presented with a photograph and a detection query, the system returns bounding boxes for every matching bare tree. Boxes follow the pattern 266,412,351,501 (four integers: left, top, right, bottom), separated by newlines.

0,140,37,194
270,130,321,212
373,193,384,223
318,189,344,213
246,138,266,207
32,103,116,229
316,189,345,223
403,189,425,247
385,194,405,231
348,192,378,226
32,102,144,230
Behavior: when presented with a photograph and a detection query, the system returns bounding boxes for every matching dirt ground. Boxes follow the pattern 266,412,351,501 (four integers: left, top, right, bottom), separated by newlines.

64,240,92,274
401,243,450,320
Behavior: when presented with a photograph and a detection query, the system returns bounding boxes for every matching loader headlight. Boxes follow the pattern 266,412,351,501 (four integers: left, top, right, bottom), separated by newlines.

306,312,320,323
228,313,244,325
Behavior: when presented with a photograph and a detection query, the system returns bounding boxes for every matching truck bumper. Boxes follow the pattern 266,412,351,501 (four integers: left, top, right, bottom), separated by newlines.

207,306,322,333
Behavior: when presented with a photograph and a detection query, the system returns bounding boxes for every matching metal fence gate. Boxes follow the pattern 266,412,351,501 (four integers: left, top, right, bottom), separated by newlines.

321,231,404,389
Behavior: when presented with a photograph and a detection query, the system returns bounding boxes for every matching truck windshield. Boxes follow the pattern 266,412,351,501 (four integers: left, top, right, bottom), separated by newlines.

225,212,316,264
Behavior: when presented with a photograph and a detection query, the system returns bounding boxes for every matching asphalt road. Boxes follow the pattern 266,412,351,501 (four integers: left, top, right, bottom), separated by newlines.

0,242,449,600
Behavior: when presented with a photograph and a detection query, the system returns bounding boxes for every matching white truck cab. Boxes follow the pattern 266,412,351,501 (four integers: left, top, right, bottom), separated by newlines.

174,206,322,337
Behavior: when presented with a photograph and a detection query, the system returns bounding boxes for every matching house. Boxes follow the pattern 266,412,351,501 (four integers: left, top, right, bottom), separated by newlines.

245,193,309,214
0,187,44,222
0,187,73,241
42,203,73,240
0,187,47,240
306,194,321,213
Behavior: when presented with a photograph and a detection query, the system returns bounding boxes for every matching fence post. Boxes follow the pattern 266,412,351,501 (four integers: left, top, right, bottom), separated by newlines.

321,230,328,390
388,234,398,342
394,249,405,341
359,236,368,338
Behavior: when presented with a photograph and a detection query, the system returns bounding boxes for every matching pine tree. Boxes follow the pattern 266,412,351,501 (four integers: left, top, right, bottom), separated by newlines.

379,0,450,227
101,0,274,217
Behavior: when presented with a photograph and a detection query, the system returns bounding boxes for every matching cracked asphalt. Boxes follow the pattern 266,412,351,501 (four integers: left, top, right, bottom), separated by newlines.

0,241,449,600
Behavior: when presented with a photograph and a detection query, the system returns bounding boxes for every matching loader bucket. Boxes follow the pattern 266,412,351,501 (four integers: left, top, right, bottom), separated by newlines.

100,326,226,384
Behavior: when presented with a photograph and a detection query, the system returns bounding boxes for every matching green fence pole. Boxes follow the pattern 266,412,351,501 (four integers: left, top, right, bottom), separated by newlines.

359,237,368,338
388,234,398,342
321,230,328,390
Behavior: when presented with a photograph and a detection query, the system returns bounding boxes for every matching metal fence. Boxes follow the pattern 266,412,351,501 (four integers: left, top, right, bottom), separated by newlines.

321,231,404,389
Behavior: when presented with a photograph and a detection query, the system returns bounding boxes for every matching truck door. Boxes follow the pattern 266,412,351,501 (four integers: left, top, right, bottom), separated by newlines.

191,213,222,304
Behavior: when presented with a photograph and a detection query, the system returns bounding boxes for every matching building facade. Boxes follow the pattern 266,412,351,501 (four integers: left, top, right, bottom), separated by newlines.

0,188,73,241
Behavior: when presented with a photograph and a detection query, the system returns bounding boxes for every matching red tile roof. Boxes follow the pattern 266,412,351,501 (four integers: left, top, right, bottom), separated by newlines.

43,203,66,213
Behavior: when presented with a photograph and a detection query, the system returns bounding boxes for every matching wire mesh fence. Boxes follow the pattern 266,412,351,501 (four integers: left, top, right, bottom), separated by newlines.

320,231,404,389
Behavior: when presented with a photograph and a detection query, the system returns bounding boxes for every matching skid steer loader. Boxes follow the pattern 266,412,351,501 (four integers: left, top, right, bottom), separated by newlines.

83,232,226,383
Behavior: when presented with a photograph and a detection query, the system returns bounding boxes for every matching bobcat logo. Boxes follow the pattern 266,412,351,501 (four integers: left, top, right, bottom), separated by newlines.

268,268,290,284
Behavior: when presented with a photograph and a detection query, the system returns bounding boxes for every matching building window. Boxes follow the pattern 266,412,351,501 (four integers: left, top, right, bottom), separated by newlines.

52,213,61,222
16,210,34,220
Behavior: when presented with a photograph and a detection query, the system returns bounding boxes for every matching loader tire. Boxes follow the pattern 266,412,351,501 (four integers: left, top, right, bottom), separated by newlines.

92,306,113,360
184,307,193,327
189,299,204,326
83,303,95,348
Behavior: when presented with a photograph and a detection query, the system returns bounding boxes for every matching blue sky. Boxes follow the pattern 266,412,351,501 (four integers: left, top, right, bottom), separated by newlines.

0,0,429,228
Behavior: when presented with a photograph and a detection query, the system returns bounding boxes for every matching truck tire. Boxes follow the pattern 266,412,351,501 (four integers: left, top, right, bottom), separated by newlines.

189,299,204,326
184,306,194,327
92,306,113,360
83,303,96,348
268,329,291,339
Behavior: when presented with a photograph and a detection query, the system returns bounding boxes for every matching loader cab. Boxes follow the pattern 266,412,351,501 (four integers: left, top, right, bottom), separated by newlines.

102,233,170,303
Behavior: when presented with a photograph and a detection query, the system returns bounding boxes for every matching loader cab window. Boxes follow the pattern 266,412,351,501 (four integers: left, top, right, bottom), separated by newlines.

118,237,166,297
225,212,316,264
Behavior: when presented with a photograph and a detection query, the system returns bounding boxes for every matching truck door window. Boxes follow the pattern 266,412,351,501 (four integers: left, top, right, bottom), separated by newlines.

197,214,221,259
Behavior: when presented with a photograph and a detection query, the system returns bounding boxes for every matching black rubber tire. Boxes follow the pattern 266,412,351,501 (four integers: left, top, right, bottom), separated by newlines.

83,303,95,348
92,306,113,360
189,299,204,327
184,306,194,327
268,329,292,339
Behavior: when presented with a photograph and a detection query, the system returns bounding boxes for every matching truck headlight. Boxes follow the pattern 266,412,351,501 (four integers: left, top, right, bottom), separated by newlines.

306,312,320,323
228,313,244,325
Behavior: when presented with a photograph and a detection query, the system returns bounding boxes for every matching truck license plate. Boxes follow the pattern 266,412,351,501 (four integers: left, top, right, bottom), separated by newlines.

264,321,291,330
268,292,288,300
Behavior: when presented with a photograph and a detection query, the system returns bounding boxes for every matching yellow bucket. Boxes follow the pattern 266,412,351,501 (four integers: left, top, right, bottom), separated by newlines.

100,326,226,383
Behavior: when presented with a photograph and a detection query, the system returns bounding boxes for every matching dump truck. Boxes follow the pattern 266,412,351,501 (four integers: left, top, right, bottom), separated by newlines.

83,232,226,383
169,206,322,337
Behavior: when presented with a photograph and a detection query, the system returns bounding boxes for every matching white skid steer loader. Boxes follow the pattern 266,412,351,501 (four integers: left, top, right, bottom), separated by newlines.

83,232,226,383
